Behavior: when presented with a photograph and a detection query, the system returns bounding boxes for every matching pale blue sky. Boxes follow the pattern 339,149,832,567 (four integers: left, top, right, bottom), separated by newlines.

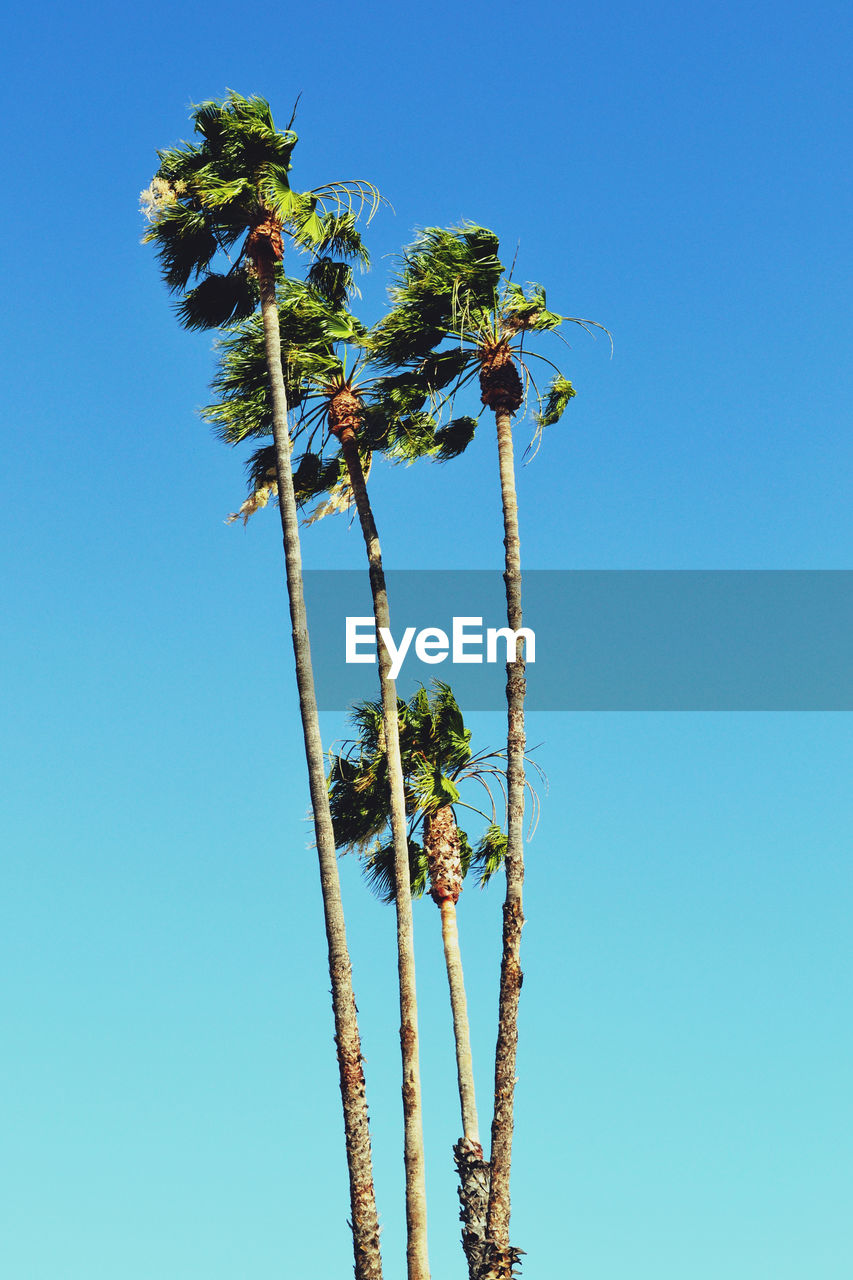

2,0,852,1276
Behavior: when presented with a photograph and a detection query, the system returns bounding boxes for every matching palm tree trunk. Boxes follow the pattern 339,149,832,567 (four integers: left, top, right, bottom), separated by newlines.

437,887,490,1280
337,425,431,1280
258,269,383,1280
483,405,527,1278
439,896,479,1143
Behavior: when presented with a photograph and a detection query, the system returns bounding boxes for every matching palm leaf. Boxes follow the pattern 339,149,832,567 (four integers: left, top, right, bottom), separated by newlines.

176,270,258,331
433,416,478,461
535,375,576,429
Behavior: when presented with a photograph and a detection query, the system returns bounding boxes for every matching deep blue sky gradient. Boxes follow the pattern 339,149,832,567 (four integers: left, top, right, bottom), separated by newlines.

2,1,852,1277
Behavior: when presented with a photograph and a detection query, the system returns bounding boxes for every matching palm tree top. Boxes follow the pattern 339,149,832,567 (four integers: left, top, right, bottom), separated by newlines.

141,91,379,331
202,280,457,523
328,683,543,903
369,223,609,445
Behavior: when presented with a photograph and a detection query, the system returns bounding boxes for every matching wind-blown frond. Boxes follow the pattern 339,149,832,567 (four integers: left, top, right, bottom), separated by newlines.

433,416,478,461
307,257,356,307
142,199,219,292
535,375,576,429
176,270,258,330
313,212,371,269
364,840,429,904
369,224,504,367
144,92,378,331
471,824,508,886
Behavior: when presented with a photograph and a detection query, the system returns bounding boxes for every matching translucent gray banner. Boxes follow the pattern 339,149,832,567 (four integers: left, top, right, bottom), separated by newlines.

302,571,853,711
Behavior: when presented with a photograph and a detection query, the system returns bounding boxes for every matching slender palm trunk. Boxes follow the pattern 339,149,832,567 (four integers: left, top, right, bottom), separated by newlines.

423,803,488,1279
440,893,490,1280
337,424,431,1280
439,896,479,1143
482,405,526,1279
258,269,383,1280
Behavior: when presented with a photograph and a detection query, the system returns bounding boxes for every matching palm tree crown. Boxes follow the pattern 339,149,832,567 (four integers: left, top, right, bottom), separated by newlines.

328,681,516,901
369,222,607,451
201,281,445,524
141,90,376,329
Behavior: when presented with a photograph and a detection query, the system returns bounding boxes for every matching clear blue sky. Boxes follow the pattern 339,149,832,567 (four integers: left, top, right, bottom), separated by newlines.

2,1,852,1277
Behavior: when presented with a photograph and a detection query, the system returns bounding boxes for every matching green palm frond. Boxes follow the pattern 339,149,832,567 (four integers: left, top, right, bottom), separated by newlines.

502,281,564,333
367,225,608,457
433,416,478,461
142,199,219,292
313,212,371,270
535,375,576,429
328,682,512,903
364,840,429,904
307,257,356,306
176,270,258,330
144,92,377,330
369,224,504,366
471,824,508,886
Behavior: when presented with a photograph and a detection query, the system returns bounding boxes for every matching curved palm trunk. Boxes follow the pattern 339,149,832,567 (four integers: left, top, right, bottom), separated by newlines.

337,424,431,1280
482,404,527,1279
258,269,383,1280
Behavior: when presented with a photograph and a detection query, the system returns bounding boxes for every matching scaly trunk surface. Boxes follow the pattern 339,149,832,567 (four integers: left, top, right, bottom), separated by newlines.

481,362,527,1276
424,808,479,1141
424,805,487,1279
336,416,431,1280
258,266,383,1280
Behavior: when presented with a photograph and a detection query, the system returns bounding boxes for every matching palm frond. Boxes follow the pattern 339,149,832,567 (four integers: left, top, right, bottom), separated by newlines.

533,374,576,434
369,224,504,367
433,416,478,461
471,824,508,886
363,840,428,904
142,199,219,291
307,257,356,306
176,269,258,331
313,212,370,270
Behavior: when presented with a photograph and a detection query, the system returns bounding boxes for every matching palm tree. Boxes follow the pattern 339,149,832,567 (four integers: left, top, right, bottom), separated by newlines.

370,227,606,1277
328,683,541,1280
202,282,445,1280
141,92,384,1280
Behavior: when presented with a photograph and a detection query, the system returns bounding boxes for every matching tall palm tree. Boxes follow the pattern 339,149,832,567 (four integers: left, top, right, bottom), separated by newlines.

142,92,384,1280
370,227,606,1278
328,683,540,1280
202,283,445,1280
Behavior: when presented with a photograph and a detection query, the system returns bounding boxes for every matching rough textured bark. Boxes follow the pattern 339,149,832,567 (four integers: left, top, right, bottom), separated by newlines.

424,805,464,908
481,398,527,1277
423,808,479,1142
257,265,383,1280
336,421,431,1280
424,800,483,1279
454,1137,490,1280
